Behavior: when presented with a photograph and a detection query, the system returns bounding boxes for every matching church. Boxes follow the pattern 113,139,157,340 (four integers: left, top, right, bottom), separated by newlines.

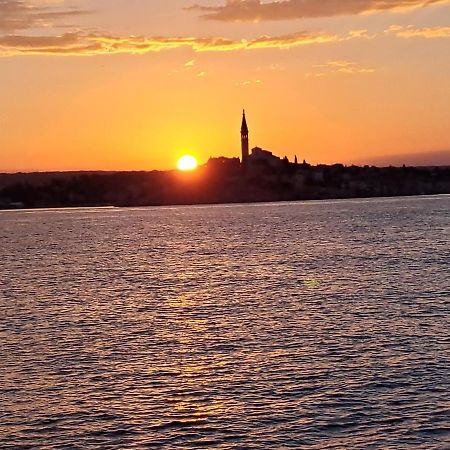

240,110,292,169
206,110,302,173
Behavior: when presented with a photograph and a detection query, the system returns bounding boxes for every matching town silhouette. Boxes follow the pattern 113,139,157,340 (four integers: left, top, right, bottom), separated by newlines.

1,111,449,209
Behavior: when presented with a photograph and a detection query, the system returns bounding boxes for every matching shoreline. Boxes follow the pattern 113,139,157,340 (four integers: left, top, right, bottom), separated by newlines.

1,192,448,212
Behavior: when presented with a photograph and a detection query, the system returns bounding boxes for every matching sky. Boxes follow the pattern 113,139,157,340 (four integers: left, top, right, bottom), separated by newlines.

0,0,449,172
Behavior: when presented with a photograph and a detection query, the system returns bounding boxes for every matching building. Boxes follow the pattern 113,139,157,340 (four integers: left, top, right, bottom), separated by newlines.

250,147,284,169
241,110,249,165
241,110,285,169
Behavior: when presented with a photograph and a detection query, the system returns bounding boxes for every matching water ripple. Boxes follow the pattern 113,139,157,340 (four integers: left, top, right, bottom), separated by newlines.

0,196,449,449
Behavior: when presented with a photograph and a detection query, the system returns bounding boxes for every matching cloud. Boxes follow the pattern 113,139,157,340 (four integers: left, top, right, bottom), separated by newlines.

187,0,449,22
0,29,370,57
237,79,262,86
0,0,89,32
307,60,375,77
386,25,450,38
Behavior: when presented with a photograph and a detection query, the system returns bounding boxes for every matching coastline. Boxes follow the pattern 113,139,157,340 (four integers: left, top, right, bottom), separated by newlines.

1,192,449,212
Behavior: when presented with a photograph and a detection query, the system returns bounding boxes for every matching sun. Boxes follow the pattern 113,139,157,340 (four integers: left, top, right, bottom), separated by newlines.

177,155,198,171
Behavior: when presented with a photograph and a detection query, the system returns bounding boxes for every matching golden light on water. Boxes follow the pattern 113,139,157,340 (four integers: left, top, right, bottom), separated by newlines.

177,155,198,172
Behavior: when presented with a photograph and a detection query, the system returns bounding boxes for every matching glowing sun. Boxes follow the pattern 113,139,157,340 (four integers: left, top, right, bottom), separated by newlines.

177,155,198,171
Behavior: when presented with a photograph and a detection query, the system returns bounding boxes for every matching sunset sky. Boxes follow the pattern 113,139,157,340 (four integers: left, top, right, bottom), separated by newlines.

1,0,449,172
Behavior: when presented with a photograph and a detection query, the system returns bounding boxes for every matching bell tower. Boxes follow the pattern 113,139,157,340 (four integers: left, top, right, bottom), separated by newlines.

241,110,249,165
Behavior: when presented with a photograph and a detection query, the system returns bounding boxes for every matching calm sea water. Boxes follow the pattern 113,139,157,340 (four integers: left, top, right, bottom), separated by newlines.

1,196,449,449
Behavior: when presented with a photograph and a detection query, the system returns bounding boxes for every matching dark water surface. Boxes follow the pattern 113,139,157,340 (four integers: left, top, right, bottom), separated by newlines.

1,196,449,449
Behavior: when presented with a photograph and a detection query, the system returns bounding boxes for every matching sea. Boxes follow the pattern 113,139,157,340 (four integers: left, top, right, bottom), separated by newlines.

1,195,449,449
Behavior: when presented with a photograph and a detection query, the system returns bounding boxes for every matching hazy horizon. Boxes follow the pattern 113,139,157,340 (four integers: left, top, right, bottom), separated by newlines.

1,149,449,174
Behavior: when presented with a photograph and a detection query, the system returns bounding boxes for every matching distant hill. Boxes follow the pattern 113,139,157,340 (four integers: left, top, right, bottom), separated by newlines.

357,150,450,168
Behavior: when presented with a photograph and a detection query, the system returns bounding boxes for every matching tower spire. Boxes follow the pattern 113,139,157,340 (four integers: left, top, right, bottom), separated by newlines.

241,110,249,165
241,110,248,134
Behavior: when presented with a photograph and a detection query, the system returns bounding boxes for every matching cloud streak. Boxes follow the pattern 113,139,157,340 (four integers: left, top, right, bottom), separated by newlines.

386,25,450,38
0,0,89,32
2,23,446,58
187,0,449,22
307,60,375,77
0,30,370,57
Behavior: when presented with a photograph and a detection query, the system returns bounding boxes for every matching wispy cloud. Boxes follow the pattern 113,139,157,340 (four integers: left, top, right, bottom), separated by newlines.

0,30,371,57
0,0,89,32
386,25,450,38
237,79,262,86
187,0,449,22
307,60,375,77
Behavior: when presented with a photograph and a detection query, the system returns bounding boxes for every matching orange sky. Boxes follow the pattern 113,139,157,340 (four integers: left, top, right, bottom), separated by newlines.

1,0,449,172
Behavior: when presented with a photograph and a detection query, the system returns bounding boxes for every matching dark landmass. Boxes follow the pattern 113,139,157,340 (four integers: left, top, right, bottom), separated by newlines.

0,157,449,210
358,149,450,168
